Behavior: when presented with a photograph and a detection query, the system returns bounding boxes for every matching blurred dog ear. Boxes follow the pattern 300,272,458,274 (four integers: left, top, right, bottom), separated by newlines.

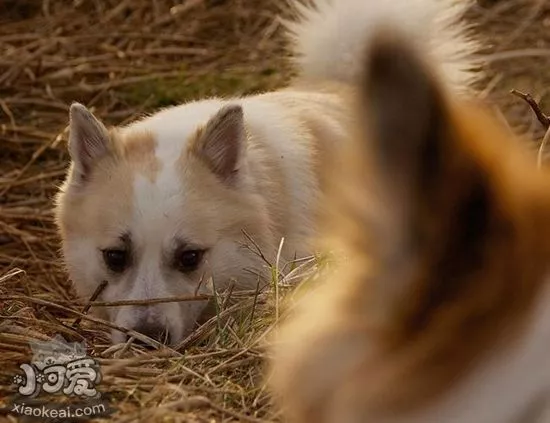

331,29,496,315
360,30,449,237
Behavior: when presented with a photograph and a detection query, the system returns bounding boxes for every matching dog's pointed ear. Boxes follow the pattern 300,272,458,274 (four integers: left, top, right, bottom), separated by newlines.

363,31,446,213
191,104,246,184
68,103,112,181
354,31,456,256
345,31,495,316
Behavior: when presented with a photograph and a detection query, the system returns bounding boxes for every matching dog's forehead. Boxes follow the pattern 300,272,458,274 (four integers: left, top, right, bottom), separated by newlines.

92,101,233,245
126,98,228,152
118,147,195,245
132,162,186,239
116,134,185,245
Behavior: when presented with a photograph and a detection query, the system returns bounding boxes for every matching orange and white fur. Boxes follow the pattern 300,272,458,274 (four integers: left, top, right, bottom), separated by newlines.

268,3,550,423
54,0,478,345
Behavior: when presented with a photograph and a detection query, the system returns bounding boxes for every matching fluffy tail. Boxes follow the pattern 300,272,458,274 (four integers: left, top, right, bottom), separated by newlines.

284,0,480,93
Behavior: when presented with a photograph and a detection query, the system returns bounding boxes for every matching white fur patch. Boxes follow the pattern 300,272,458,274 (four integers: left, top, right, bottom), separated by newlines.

285,0,479,93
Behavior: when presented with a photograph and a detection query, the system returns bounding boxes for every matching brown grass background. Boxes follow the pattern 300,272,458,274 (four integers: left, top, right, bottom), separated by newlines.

1,0,550,421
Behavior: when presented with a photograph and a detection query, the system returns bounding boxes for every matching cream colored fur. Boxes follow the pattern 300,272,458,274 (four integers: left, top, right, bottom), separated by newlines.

55,0,478,345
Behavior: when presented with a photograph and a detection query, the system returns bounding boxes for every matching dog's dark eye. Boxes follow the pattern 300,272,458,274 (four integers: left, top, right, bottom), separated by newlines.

102,249,129,273
175,249,205,273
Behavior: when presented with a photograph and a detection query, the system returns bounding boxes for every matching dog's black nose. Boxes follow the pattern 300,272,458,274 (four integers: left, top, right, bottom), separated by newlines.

133,322,171,346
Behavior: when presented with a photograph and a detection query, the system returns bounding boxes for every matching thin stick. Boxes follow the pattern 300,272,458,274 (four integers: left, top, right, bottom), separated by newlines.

510,89,550,168
221,281,236,310
194,273,207,297
80,294,212,307
72,280,108,328
0,294,172,350
274,237,285,322
511,89,550,129
241,229,273,267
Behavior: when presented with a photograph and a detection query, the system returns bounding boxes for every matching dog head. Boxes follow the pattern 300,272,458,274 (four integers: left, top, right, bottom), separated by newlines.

55,101,273,346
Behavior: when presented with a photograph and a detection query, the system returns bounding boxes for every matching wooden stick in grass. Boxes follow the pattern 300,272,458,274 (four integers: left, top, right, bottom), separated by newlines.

511,89,550,129
79,294,212,308
72,280,108,328
510,89,550,167
0,294,170,350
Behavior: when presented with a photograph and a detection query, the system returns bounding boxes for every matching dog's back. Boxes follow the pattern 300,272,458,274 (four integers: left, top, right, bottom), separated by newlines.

269,7,550,423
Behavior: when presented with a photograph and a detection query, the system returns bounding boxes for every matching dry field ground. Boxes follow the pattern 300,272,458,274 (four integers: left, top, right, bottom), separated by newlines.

1,0,550,422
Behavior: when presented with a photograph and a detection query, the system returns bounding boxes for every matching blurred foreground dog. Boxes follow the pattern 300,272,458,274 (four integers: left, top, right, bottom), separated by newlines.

54,0,478,345
268,3,550,423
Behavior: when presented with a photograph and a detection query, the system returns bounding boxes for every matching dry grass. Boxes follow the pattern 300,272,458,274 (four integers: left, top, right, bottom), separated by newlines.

1,0,550,421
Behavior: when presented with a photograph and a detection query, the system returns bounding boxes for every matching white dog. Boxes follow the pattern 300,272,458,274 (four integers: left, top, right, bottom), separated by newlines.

55,0,478,345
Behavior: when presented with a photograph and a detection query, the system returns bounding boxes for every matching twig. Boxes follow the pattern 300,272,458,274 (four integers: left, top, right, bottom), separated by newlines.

510,89,550,168
510,89,550,129
72,280,109,328
241,229,273,267
194,273,207,297
81,294,212,307
0,100,16,128
0,294,172,350
0,268,25,284
485,48,550,63
221,280,236,310
274,237,285,321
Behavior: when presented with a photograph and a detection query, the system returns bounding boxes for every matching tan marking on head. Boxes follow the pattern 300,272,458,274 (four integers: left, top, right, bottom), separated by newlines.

185,124,207,168
55,154,132,239
115,129,161,183
55,128,160,244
